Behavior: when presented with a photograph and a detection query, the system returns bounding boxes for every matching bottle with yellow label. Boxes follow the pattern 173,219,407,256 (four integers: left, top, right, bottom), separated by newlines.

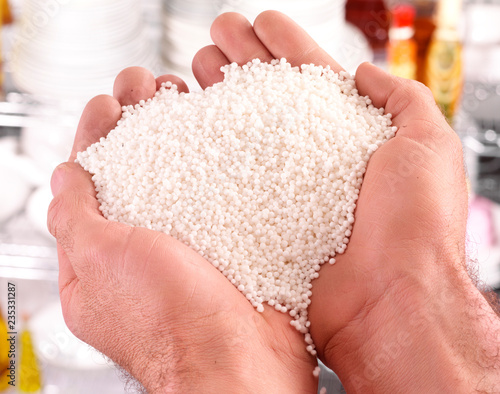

424,0,463,123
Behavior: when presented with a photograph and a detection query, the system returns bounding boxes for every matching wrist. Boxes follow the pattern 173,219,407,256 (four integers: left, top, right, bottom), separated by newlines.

321,253,500,392
129,314,318,393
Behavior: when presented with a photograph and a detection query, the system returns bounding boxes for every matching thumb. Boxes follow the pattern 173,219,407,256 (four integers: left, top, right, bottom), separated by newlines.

355,62,460,154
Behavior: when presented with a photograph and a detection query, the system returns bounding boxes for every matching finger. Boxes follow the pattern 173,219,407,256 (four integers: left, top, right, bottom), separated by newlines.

48,162,128,271
355,62,459,151
70,95,122,161
72,68,183,161
113,66,157,106
155,74,190,93
192,45,230,89
355,62,444,123
210,12,273,65
253,10,343,72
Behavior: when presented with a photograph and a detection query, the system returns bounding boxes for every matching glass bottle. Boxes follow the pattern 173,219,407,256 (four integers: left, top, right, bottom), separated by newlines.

412,0,437,83
387,4,418,80
1,0,12,25
345,0,390,64
424,0,463,122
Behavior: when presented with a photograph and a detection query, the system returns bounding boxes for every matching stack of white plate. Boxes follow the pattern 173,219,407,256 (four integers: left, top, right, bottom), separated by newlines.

220,0,372,73
11,0,158,102
221,0,347,42
161,0,223,88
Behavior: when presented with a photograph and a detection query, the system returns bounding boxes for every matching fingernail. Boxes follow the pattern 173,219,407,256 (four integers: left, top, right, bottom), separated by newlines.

50,164,67,196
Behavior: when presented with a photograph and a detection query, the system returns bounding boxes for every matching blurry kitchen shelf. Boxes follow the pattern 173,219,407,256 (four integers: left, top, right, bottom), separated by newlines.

459,80,500,206
0,85,60,280
0,243,58,281
0,201,58,280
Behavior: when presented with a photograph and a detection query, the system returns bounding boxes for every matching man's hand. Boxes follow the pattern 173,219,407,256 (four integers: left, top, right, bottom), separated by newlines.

47,13,328,394
306,29,500,394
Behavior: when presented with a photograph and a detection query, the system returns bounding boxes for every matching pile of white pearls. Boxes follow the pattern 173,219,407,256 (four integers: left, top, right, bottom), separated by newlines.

77,59,397,355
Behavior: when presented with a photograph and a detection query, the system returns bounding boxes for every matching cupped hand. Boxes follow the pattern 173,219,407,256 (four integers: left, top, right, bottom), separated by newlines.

306,61,473,389
46,12,335,394
297,13,499,394
48,9,500,393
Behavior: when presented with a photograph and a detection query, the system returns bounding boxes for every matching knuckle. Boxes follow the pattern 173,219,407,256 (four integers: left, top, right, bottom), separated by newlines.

47,194,65,238
63,310,87,344
59,283,80,334
409,79,433,99
48,190,91,253
391,79,443,121
49,206,75,254
397,78,430,101
390,83,413,116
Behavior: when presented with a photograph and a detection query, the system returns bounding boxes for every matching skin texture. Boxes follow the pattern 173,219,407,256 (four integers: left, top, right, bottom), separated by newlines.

47,10,500,393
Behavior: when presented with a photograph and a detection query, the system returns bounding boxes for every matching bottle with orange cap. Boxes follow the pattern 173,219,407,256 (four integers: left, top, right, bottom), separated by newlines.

387,3,418,80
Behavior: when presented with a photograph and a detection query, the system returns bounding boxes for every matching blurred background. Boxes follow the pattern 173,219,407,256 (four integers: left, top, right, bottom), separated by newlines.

0,0,499,392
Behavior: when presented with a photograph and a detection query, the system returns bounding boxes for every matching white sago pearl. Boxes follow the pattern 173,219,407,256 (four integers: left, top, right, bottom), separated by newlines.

76,59,396,356
313,366,321,378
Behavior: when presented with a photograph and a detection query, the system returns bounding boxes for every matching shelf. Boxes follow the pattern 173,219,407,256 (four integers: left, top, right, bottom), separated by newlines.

0,243,58,281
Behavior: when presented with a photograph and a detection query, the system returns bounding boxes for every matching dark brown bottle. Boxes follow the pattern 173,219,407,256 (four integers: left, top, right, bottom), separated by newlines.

345,0,390,61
